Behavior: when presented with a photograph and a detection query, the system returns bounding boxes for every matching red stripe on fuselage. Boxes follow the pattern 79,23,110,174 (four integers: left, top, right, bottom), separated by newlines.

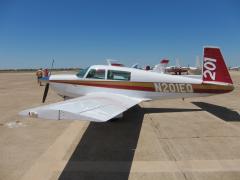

50,80,155,91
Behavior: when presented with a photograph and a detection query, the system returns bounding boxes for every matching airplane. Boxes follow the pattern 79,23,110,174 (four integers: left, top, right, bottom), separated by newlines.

165,58,189,75
153,58,190,75
152,58,201,80
152,59,169,73
187,56,202,75
155,57,201,75
20,47,234,122
152,56,202,80
229,66,240,71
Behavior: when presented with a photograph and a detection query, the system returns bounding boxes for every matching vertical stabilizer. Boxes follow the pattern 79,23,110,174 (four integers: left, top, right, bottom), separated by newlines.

203,47,233,84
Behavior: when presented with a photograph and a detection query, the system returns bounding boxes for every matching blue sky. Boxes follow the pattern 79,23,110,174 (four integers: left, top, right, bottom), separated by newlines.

0,0,239,69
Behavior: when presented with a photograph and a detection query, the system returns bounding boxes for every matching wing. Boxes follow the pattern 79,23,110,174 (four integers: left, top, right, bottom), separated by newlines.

19,93,147,122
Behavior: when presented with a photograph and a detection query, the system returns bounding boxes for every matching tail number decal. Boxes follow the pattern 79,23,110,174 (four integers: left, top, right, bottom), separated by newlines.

203,58,216,80
154,83,193,93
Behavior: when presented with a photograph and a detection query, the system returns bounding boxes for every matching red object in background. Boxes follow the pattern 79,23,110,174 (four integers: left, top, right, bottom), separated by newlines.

160,59,169,64
44,69,49,77
111,63,124,67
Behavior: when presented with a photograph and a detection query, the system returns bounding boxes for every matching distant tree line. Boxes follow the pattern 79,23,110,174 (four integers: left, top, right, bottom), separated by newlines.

0,68,80,73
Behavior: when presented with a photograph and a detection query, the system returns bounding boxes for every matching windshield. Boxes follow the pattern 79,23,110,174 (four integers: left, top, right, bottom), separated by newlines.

76,67,89,78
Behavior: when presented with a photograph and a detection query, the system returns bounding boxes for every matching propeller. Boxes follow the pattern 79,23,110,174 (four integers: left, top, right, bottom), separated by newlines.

42,83,49,103
41,58,54,103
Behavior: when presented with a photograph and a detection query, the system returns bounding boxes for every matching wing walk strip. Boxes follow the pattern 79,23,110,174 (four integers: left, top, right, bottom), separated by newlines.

51,80,233,94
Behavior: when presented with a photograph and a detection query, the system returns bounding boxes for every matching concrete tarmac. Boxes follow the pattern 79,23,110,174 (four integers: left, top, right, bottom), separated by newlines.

0,71,240,180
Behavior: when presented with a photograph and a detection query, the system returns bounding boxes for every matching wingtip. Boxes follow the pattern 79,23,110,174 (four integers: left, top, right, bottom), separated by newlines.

19,110,38,118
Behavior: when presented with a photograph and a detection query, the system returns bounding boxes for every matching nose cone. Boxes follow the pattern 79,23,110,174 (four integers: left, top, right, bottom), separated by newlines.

49,74,65,81
39,76,49,83
41,76,49,80
49,74,78,81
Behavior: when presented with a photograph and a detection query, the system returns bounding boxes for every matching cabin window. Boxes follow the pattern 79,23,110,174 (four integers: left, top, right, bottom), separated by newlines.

77,67,89,78
107,70,131,81
86,69,106,79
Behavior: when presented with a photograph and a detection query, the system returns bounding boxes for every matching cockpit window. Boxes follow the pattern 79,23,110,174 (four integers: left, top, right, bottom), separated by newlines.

86,69,106,79
77,67,89,78
107,70,131,81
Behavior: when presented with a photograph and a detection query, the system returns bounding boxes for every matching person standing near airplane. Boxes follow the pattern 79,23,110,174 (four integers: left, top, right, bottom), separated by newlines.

36,68,43,86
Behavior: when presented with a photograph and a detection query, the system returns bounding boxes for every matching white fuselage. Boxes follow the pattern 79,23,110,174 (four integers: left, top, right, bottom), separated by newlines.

48,65,212,101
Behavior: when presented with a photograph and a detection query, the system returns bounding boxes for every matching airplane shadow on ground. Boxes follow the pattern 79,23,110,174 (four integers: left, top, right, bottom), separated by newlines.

192,102,240,122
59,106,202,180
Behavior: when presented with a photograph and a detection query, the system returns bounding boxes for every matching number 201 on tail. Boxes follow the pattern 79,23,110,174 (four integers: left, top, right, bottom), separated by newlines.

203,58,216,80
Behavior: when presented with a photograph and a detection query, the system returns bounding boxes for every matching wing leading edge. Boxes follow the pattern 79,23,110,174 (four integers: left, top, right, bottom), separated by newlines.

19,93,146,122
